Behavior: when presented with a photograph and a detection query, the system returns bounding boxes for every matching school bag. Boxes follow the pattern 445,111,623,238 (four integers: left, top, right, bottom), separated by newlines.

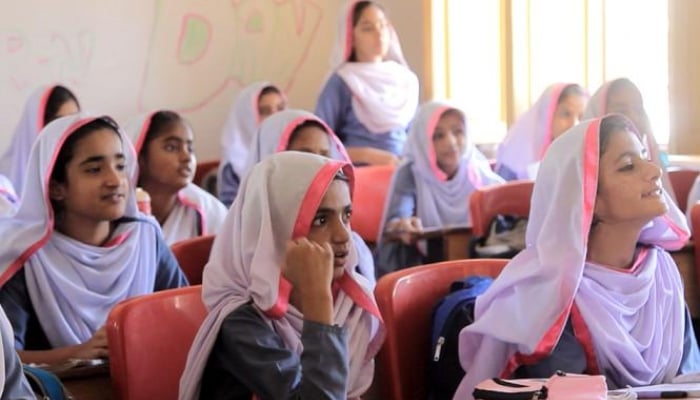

470,215,528,259
429,275,494,400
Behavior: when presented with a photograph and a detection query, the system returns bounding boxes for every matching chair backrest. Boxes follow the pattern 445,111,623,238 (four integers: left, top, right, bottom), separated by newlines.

170,235,215,285
374,259,508,400
107,286,207,400
350,164,397,244
668,168,699,213
469,180,534,237
194,160,220,194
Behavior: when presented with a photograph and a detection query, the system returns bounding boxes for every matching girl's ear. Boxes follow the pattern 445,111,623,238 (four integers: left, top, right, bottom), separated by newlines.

48,180,66,201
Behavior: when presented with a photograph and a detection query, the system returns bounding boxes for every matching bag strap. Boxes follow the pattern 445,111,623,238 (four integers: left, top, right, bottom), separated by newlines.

22,365,74,400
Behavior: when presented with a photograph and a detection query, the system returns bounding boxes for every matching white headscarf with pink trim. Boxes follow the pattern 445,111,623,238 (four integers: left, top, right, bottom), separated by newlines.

330,0,419,134
244,109,350,174
124,112,227,245
244,108,375,285
179,152,385,399
0,175,19,217
0,113,162,348
378,101,503,237
496,83,574,180
455,116,693,398
219,82,284,179
0,85,55,195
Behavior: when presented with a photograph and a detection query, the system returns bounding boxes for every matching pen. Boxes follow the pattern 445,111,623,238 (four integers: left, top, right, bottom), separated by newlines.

637,391,687,399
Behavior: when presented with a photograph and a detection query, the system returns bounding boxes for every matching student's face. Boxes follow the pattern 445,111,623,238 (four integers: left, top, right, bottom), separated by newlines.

352,4,390,62
140,122,195,192
606,84,648,134
287,126,331,157
594,128,666,227
433,110,466,179
257,92,286,121
307,179,352,280
550,94,585,141
50,128,128,223
46,100,80,126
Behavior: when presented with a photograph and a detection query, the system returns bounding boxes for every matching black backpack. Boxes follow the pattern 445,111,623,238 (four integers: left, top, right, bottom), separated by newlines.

429,276,494,400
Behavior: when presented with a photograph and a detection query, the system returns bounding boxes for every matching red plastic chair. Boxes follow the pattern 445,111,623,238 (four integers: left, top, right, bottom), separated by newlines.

374,259,508,400
668,169,699,213
170,235,215,285
107,286,207,400
469,180,534,238
194,160,220,194
350,164,397,244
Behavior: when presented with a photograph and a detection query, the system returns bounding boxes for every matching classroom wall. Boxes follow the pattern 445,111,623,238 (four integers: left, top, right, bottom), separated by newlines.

0,0,427,162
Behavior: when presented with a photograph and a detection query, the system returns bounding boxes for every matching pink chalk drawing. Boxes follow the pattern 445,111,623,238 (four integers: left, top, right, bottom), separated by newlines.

138,0,323,112
1,30,95,92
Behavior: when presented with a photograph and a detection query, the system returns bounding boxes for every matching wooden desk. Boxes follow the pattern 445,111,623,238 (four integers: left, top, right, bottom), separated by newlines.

53,362,114,400
419,226,473,261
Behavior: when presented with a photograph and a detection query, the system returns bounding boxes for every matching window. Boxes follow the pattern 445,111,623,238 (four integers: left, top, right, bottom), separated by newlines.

433,0,670,144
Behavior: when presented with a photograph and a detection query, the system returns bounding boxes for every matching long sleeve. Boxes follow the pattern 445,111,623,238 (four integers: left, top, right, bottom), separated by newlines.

217,162,240,208
315,74,349,142
0,271,37,350
678,307,700,374
199,304,349,400
383,164,417,224
154,233,189,290
0,306,34,399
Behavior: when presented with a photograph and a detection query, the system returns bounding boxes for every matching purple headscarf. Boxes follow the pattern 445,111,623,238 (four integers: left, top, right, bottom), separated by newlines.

0,86,55,195
329,1,419,134
219,82,285,181
496,83,575,179
454,117,693,398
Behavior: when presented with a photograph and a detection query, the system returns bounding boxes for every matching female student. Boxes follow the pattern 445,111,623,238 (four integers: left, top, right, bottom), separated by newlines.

583,78,678,208
0,85,80,195
218,82,287,206
245,108,375,283
315,0,419,166
126,111,227,245
0,113,188,366
179,152,384,399
496,83,587,180
454,114,700,399
375,102,504,276
245,109,350,170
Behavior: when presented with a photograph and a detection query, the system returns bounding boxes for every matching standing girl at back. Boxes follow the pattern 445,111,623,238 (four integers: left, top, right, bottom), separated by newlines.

126,111,227,245
0,114,188,366
496,83,586,180
218,82,287,206
315,0,419,166
0,85,80,195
